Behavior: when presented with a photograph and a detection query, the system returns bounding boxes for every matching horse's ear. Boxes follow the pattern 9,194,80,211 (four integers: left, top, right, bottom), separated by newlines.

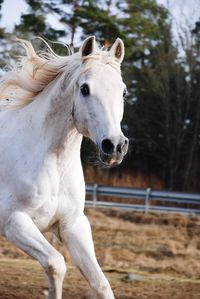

109,38,125,64
80,36,98,57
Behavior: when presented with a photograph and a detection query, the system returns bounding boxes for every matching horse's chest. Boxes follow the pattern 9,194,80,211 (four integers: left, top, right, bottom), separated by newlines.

1,145,85,232
27,179,85,232
30,197,59,231
15,161,59,208
20,163,84,231
13,171,59,231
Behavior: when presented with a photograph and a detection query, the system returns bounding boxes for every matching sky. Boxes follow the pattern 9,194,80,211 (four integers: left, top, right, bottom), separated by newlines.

157,0,200,34
0,0,200,44
1,0,28,31
0,0,65,32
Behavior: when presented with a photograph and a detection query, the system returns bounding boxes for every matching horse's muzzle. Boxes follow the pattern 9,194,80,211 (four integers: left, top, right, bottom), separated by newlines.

99,137,129,166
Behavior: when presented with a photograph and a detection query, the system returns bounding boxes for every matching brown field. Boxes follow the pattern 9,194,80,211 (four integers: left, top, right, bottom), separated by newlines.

84,166,163,189
0,208,200,299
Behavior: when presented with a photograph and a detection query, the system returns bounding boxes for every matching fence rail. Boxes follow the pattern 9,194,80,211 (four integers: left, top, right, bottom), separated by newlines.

85,184,200,215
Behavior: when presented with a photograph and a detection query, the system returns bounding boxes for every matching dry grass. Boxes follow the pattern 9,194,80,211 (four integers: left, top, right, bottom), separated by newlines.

84,166,163,189
0,209,200,299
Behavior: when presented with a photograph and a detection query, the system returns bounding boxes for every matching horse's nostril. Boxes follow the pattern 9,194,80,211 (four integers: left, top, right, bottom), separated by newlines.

101,139,114,155
119,138,129,154
116,143,122,154
124,138,129,150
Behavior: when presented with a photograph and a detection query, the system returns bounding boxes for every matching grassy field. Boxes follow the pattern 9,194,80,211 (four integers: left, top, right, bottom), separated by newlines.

0,209,200,299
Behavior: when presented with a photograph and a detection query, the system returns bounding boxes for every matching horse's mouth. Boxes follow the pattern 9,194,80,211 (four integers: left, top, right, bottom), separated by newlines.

99,150,124,167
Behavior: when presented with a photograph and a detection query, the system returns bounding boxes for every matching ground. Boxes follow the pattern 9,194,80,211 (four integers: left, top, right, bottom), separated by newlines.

0,209,200,299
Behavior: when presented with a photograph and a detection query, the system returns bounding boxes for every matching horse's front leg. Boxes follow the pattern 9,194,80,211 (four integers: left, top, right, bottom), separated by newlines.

60,213,115,299
4,211,66,299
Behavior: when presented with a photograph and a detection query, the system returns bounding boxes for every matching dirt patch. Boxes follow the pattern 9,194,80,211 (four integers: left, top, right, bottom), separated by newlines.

0,209,200,298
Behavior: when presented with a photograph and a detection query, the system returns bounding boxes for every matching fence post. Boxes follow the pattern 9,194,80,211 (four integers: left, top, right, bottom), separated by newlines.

145,187,151,214
92,184,98,207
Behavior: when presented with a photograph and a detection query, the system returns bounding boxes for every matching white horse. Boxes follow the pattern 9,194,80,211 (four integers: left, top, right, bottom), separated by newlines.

0,36,128,299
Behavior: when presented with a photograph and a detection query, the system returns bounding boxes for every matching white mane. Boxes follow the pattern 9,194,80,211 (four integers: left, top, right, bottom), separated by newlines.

0,38,120,107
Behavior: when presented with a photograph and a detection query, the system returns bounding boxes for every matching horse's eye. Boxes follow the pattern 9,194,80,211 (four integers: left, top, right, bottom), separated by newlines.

123,88,128,98
80,83,90,97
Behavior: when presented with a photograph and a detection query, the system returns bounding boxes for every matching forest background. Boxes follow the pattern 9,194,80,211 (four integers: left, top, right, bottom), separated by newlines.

0,0,200,192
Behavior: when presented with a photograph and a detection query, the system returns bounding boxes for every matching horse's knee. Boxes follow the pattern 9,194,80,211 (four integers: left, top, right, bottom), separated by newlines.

46,253,67,280
90,281,115,299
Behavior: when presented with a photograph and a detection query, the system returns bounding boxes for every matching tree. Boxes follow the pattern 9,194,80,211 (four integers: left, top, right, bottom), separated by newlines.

182,22,200,191
0,0,11,71
15,0,66,42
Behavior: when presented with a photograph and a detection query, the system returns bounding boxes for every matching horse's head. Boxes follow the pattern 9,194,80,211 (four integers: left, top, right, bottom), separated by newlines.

73,36,129,166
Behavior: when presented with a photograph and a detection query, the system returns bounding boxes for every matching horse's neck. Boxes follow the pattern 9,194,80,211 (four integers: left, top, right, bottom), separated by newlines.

29,75,82,159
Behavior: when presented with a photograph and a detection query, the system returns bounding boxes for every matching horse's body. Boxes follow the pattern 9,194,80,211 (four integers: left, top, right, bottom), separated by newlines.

0,36,128,299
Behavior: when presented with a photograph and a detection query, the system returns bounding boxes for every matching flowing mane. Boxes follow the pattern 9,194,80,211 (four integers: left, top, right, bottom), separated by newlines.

0,38,121,108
